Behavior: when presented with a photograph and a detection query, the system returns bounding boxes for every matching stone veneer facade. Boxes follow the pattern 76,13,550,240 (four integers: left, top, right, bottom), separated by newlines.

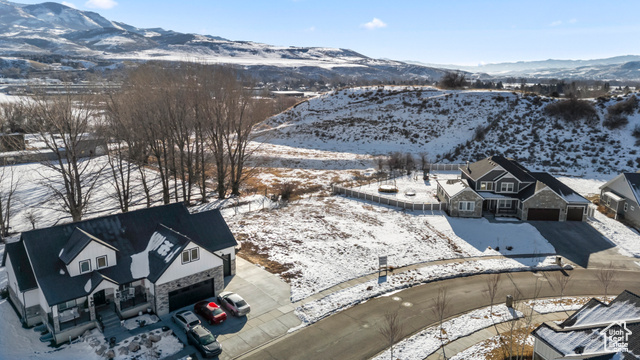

154,265,224,316
523,189,567,221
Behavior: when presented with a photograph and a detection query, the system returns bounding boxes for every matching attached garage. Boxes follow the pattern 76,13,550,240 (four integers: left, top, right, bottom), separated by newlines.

168,278,215,312
527,208,560,221
566,207,584,221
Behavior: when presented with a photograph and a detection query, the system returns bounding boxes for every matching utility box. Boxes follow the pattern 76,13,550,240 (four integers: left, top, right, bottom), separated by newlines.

556,256,562,266
506,295,514,308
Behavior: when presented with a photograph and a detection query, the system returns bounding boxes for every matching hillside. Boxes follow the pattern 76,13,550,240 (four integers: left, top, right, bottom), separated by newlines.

0,0,449,82
260,86,640,176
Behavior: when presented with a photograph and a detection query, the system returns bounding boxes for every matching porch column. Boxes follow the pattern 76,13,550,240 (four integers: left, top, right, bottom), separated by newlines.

114,290,122,314
88,295,96,321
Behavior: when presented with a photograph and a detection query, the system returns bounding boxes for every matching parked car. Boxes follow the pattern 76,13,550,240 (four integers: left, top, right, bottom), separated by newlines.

194,301,227,325
187,325,223,358
217,291,251,316
172,310,201,332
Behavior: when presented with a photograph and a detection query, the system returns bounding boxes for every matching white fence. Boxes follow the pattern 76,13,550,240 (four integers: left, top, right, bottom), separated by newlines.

428,163,464,171
332,185,448,212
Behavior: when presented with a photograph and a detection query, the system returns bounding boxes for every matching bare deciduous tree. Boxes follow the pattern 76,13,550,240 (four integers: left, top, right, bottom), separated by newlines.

431,286,451,359
595,263,617,303
25,92,105,222
484,273,502,335
377,311,403,360
0,165,20,236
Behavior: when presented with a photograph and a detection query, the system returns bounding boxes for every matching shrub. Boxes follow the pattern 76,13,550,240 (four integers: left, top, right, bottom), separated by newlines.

0,286,8,300
473,124,488,141
632,125,640,139
608,95,638,117
603,114,629,129
544,98,597,124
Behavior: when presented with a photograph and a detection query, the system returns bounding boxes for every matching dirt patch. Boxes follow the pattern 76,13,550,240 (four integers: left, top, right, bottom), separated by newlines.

237,241,299,282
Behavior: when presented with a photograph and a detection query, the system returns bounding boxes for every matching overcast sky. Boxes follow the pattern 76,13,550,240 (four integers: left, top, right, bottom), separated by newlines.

15,0,640,65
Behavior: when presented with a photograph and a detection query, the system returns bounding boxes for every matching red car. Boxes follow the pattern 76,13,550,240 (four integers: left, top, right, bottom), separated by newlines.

194,301,227,325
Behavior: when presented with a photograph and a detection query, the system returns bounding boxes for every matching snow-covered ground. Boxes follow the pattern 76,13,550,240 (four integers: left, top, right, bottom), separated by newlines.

350,171,458,204
226,196,557,301
524,297,591,314
449,332,535,360
294,256,560,327
372,305,523,360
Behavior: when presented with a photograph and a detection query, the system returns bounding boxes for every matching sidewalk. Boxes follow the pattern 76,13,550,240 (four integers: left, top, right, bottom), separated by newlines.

295,252,563,307
424,303,574,360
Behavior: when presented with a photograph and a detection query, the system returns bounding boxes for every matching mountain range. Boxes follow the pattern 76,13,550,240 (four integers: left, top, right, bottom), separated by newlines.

0,0,638,82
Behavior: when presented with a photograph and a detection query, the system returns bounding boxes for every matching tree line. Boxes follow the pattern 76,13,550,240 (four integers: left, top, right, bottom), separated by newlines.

0,63,279,228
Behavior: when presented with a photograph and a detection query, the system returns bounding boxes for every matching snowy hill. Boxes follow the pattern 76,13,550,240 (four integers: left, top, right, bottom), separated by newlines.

413,56,640,81
261,86,640,176
0,0,448,81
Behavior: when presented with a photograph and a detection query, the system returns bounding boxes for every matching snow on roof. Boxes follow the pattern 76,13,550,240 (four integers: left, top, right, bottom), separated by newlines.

477,192,513,199
84,279,91,293
130,231,168,279
567,300,640,329
535,324,603,356
604,191,623,202
437,179,469,197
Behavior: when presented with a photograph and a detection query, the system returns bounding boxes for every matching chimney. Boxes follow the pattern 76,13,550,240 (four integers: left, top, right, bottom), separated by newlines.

466,161,470,172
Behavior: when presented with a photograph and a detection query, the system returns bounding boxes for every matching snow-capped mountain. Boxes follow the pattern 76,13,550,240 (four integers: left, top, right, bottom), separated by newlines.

262,86,640,176
413,56,640,81
0,0,448,81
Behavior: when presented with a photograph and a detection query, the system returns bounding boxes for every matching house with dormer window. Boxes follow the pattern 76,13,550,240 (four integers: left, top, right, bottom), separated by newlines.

436,156,590,221
1,203,237,344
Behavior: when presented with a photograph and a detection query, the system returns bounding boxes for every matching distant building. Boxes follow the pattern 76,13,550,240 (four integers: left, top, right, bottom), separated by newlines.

436,156,590,221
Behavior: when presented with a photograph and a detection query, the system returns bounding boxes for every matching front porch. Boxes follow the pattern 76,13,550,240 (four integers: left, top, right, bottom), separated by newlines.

481,198,520,218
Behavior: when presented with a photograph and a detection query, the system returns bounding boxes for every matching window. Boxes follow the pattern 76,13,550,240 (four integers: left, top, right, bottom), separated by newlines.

58,299,76,311
458,201,475,212
479,182,493,191
498,200,512,209
79,259,91,274
182,248,200,264
96,256,107,269
500,182,514,192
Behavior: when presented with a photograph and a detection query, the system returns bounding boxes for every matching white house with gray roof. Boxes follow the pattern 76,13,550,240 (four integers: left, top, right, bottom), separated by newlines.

600,172,640,229
1,203,237,344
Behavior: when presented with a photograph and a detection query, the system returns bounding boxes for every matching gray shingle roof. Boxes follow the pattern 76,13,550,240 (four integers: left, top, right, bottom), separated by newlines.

16,203,236,306
2,241,38,292
624,173,640,204
463,155,536,183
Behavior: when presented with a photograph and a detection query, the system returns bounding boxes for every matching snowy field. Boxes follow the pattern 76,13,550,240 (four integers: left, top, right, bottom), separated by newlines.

449,333,535,360
372,305,523,360
226,196,558,301
350,171,459,204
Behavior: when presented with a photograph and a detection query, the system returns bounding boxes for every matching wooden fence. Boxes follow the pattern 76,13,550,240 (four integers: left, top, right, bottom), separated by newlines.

332,185,448,212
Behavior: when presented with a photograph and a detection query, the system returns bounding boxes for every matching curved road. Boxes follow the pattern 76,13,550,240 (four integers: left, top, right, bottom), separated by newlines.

239,268,640,360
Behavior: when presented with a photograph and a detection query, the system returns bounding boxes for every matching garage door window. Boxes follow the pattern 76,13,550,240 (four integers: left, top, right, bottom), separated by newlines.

182,248,200,264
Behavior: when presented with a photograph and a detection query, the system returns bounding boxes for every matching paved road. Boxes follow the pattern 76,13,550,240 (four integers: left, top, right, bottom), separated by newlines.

239,268,640,360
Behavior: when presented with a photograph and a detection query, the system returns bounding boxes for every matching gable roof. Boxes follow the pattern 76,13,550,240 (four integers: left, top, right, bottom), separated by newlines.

462,156,535,183
529,172,590,204
624,173,640,204
19,203,237,306
59,227,118,265
2,241,38,292
532,291,640,358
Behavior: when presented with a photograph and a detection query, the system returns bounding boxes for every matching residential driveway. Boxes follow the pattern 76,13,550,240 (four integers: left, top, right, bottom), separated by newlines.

161,257,299,359
213,257,300,359
529,221,634,269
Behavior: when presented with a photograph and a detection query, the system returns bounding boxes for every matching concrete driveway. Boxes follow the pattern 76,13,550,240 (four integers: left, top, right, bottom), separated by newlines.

529,220,635,269
162,257,300,359
212,257,300,359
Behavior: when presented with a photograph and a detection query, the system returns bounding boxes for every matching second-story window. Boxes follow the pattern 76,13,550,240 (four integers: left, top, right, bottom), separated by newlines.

181,248,200,264
480,182,494,191
96,256,108,269
79,259,91,274
500,182,514,192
